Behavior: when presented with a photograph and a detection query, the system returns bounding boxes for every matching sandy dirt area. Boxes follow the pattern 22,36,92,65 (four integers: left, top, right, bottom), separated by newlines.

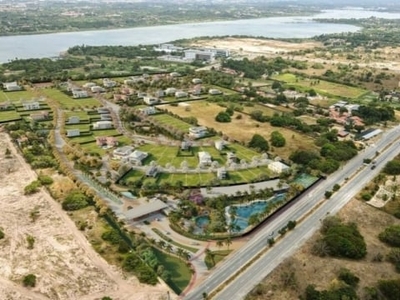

0,131,172,300
192,37,322,56
249,199,399,300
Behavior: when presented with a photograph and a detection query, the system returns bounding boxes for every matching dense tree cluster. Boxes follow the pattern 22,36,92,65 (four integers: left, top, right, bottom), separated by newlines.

384,158,400,175
248,134,269,152
67,45,162,59
352,105,395,125
320,140,358,162
379,225,400,247
270,131,286,147
62,190,91,211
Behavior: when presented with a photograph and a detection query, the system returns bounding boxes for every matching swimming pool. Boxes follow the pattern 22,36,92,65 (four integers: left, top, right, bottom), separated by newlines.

195,216,210,228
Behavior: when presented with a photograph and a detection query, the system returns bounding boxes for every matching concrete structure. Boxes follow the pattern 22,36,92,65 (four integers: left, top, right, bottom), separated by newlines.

22,101,40,110
67,116,80,124
175,91,188,98
30,111,49,121
268,161,290,174
139,106,157,115
3,81,22,91
129,150,148,165
184,49,214,61
154,43,183,53
96,136,118,147
67,129,80,137
217,167,227,179
125,199,168,221
72,89,88,99
143,96,159,105
192,78,202,84
91,86,106,93
113,146,134,159
209,88,222,95
189,126,208,139
214,140,225,151
0,101,12,110
198,151,212,166
83,82,96,89
165,87,177,95
92,121,113,130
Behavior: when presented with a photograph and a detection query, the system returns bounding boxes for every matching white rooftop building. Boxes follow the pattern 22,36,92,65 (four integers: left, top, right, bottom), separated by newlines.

198,151,212,166
129,150,148,165
268,161,290,174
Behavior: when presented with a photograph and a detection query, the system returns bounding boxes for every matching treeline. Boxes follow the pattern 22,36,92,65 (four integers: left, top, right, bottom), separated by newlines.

67,45,163,59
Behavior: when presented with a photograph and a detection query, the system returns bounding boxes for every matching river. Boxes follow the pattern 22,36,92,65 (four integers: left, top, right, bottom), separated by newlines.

1,9,400,63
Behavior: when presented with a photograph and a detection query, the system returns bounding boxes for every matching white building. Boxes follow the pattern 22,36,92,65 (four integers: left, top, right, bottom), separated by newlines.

68,116,80,124
22,101,40,110
92,121,113,130
155,90,165,98
91,86,106,93
165,87,177,95
113,146,134,159
192,78,202,84
154,43,183,53
103,78,117,88
209,88,222,95
189,126,208,139
139,107,157,115
217,167,227,179
83,82,96,88
129,150,148,165
214,140,225,151
67,129,80,137
143,96,159,105
268,161,290,174
175,91,188,98
198,151,212,166
3,81,22,91
170,72,181,78
72,89,88,99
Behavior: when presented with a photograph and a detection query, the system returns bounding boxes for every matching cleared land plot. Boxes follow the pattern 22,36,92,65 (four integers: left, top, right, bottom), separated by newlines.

159,101,317,160
81,135,132,155
41,89,101,109
242,103,293,116
155,172,217,187
272,73,368,99
64,110,99,121
0,110,22,122
149,113,192,131
0,90,37,103
297,115,318,125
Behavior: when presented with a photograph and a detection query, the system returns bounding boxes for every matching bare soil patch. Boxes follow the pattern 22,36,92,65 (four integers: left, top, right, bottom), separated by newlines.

247,199,400,300
0,132,172,300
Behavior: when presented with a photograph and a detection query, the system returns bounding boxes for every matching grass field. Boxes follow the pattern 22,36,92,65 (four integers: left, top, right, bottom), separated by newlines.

242,103,292,116
0,110,22,122
64,110,99,121
271,73,369,99
41,89,101,109
0,90,38,103
149,113,192,131
153,248,192,295
80,135,132,155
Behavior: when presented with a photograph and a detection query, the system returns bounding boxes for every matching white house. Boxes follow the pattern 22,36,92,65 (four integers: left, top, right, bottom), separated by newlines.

92,121,113,130
143,96,159,105
129,150,148,165
113,146,134,159
155,90,165,97
83,82,96,89
192,78,202,84
209,88,222,95
22,101,40,110
3,81,22,91
139,107,157,115
165,87,177,95
268,161,290,174
227,152,237,164
103,78,116,88
91,86,106,93
198,151,212,166
170,72,181,78
67,129,80,137
175,91,188,98
217,167,227,179
189,126,208,139
72,89,89,99
214,140,225,151
68,116,80,124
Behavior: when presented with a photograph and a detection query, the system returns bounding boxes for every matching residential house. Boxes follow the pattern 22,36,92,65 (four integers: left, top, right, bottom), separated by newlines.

92,121,113,130
227,152,237,164
170,72,181,78
155,90,165,98
3,81,22,91
192,78,202,84
97,107,110,114
30,111,49,121
146,165,158,177
67,116,80,124
198,151,212,166
100,114,112,121
67,129,80,137
102,78,116,88
217,167,227,180
22,101,40,110
165,88,177,95
175,91,188,98
214,140,225,151
143,96,160,105
181,140,191,151
129,150,148,165
91,86,106,93
83,82,96,89
113,94,130,102
268,161,290,174
72,89,89,99
209,88,222,95
139,107,157,115
96,136,118,147
189,126,208,139
113,146,134,159
0,101,12,110
154,43,183,53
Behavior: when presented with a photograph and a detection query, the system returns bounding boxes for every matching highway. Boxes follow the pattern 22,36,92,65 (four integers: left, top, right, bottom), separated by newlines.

184,125,400,300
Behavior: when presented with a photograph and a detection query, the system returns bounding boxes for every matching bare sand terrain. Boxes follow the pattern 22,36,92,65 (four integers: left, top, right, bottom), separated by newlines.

0,131,172,300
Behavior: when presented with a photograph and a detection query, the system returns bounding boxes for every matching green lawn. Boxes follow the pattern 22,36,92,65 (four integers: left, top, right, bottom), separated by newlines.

80,135,133,155
152,228,198,253
153,248,192,295
0,90,37,103
149,114,192,131
0,110,22,122
271,73,368,99
41,89,101,109
64,110,99,121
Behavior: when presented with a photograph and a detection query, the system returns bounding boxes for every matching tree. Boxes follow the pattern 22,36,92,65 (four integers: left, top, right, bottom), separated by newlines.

62,190,90,211
22,274,36,287
270,131,286,147
287,220,297,230
338,268,359,287
24,180,41,195
324,191,332,199
0,229,4,239
225,237,232,250
248,134,269,152
215,111,231,123
216,240,224,250
379,225,400,247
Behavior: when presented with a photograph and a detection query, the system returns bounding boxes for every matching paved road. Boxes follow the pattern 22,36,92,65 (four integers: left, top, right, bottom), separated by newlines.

184,126,400,300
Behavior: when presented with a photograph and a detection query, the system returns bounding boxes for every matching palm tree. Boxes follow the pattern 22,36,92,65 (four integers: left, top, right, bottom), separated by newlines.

157,240,166,249
176,248,184,258
183,251,191,261
225,237,232,250
216,240,224,250
166,244,173,253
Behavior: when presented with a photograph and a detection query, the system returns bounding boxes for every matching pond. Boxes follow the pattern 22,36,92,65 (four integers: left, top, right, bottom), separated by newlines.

227,193,286,232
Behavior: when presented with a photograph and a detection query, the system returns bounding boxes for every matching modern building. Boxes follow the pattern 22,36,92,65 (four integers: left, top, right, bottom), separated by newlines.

175,91,188,98
143,96,160,105
129,150,148,165
214,140,225,151
3,81,22,91
209,88,222,95
30,111,49,121
91,86,106,93
198,151,212,166
113,146,134,159
66,129,81,137
67,116,80,124
189,126,208,139
96,136,118,147
268,161,290,174
125,199,169,221
92,121,113,130
227,152,237,164
154,43,184,53
72,89,89,99
217,167,227,180
22,101,40,110
139,106,157,115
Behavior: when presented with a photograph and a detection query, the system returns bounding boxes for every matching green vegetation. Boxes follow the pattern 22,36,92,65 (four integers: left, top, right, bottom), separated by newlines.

152,228,198,253
122,252,158,285
62,190,91,211
384,159,400,175
312,216,366,259
215,111,231,123
26,235,35,250
204,249,231,269
377,279,400,300
248,134,269,152
22,274,37,287
0,229,4,240
379,225,400,247
24,180,41,195
270,131,286,147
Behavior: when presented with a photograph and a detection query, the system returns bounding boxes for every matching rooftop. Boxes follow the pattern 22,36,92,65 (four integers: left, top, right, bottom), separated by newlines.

125,199,168,220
